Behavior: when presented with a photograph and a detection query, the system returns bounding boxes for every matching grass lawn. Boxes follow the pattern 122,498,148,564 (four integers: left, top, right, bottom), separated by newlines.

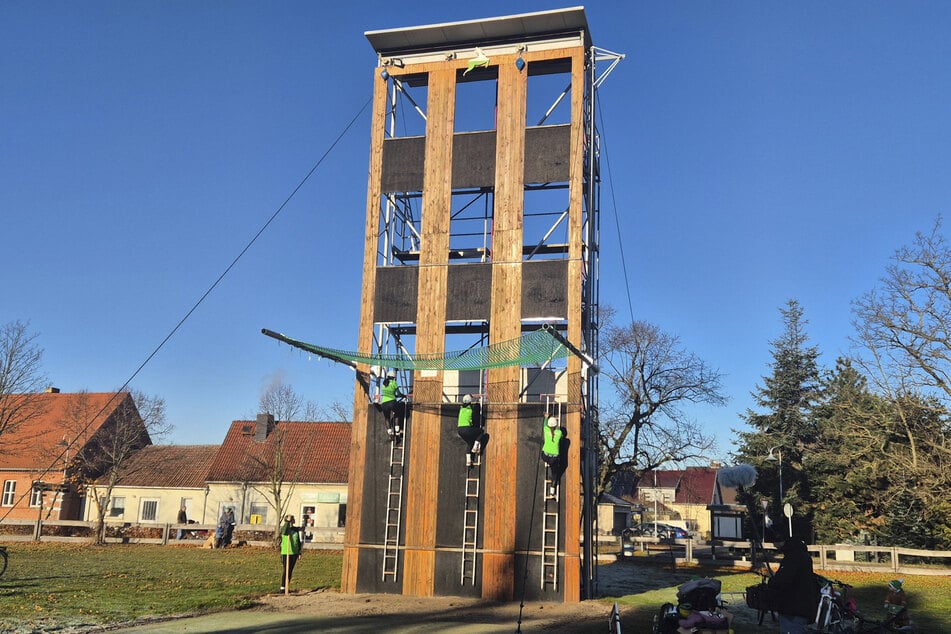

1,543,949,632
0,543,341,631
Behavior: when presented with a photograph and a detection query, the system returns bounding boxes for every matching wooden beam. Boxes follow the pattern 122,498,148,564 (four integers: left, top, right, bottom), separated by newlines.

343,66,389,594
402,66,455,597
562,45,587,604
483,57,527,602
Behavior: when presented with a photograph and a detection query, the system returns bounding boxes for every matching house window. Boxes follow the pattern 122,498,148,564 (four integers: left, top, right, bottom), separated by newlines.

2,480,15,506
249,503,268,525
140,498,159,522
30,486,43,508
338,503,347,528
110,496,125,517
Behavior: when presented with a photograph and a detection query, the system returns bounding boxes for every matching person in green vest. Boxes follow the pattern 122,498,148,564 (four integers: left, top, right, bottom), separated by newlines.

541,414,563,497
457,394,486,467
380,370,405,438
279,514,302,593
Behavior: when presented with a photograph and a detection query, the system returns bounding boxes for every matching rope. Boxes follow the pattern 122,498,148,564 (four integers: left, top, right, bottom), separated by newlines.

0,97,373,522
598,98,635,325
516,453,543,632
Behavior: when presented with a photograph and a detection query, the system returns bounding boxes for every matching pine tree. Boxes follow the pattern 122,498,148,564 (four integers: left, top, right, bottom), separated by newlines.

734,299,822,538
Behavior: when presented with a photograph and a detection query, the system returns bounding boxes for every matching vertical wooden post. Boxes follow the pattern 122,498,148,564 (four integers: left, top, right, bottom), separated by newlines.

562,46,587,603
482,57,527,602
402,67,456,596
342,67,389,594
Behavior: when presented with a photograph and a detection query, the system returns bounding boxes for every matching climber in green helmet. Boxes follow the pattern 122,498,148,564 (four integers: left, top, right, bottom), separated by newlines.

457,394,487,467
541,413,564,498
380,370,405,438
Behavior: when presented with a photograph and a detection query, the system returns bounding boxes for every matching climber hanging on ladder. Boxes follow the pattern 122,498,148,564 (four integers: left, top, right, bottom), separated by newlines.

457,394,487,467
381,370,406,439
541,414,565,498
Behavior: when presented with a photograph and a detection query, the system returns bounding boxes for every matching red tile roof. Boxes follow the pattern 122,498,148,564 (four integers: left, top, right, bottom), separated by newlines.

107,445,220,488
641,469,683,489
0,391,136,472
675,467,718,505
206,420,350,484
638,466,720,505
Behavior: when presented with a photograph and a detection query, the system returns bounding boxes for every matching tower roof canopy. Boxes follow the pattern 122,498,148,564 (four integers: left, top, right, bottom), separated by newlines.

365,6,591,57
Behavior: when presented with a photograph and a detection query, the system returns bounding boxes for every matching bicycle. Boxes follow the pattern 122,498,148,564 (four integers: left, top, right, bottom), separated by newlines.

809,577,914,633
809,577,856,632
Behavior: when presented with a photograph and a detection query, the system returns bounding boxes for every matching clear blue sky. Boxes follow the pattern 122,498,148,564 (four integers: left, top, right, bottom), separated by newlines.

4,2,950,455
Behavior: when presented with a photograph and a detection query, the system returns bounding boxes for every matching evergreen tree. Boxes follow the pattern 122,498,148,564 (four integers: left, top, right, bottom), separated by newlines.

808,358,886,544
734,299,822,539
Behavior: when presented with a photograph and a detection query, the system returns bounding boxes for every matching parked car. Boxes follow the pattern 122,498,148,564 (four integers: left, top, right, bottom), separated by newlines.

624,523,688,540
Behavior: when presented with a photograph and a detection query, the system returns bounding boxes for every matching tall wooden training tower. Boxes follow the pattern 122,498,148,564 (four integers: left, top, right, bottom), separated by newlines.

342,7,620,603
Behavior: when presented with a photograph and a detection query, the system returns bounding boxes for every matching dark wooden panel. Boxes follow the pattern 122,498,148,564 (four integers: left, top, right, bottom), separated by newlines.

451,131,498,189
359,407,403,546
525,125,570,184
521,260,568,319
446,263,492,321
381,136,426,193
355,546,403,594
374,266,419,323
381,125,569,193
434,550,482,597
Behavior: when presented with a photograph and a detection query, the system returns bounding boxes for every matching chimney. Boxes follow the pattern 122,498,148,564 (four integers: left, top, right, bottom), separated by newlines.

45,387,60,394
255,413,275,442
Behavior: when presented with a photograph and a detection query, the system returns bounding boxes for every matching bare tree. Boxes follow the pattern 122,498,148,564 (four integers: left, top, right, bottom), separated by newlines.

73,389,171,544
257,379,350,421
0,320,50,454
235,420,309,543
848,221,951,539
598,316,726,497
258,380,322,421
324,399,352,422
853,219,951,406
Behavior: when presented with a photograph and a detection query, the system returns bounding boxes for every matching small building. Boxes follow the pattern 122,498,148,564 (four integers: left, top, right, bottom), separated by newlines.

637,466,721,538
82,444,219,525
205,414,350,539
0,389,146,521
596,492,636,535
707,479,747,542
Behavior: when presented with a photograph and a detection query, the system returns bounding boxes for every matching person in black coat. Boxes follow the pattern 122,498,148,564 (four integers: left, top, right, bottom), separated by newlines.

768,537,817,633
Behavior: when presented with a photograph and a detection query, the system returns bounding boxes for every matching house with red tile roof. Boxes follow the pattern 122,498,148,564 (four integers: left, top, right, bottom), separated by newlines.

78,415,351,539
636,466,722,538
0,389,146,521
82,444,220,526
205,414,350,538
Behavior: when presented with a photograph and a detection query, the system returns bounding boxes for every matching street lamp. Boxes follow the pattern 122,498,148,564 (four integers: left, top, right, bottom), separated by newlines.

765,446,790,537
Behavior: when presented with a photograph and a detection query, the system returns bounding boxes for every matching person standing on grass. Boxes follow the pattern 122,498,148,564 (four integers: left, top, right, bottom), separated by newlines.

280,514,302,593
768,537,818,634
216,508,236,548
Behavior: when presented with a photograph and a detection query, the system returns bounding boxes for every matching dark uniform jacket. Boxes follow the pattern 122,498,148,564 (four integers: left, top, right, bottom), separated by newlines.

768,537,818,619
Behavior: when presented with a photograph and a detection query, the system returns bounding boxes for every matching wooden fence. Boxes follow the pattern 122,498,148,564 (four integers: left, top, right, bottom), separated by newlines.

0,519,345,549
709,539,951,576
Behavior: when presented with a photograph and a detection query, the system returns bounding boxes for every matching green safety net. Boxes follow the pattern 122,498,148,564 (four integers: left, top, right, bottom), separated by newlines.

262,327,568,371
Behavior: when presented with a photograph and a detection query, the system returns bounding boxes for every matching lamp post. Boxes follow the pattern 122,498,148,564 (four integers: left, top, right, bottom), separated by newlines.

765,446,790,537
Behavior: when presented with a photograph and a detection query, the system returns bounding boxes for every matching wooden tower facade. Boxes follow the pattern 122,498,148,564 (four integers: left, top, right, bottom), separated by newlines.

342,8,607,603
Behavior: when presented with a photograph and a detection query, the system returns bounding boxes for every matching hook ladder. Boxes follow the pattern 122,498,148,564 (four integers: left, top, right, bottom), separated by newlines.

461,454,482,585
542,463,559,590
541,395,563,591
382,434,406,581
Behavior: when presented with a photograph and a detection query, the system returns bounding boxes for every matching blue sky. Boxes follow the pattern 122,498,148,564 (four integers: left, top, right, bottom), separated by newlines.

4,2,950,456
